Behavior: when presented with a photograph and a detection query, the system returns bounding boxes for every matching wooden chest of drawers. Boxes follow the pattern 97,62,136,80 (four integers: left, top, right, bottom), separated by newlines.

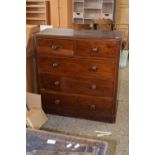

35,28,122,123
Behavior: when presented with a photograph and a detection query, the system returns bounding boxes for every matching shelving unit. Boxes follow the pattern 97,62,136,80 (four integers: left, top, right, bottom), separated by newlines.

26,0,50,25
73,0,84,24
115,0,129,49
73,0,115,24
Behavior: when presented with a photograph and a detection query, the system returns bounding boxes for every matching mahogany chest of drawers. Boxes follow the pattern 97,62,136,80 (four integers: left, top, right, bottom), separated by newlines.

35,28,122,123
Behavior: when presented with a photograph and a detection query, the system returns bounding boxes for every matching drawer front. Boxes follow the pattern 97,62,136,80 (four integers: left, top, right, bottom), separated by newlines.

76,40,118,58
36,38,75,56
41,92,113,115
43,107,115,122
40,74,114,97
37,57,115,79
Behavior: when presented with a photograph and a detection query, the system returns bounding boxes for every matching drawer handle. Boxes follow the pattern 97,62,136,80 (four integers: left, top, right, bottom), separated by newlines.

105,13,109,16
91,47,98,52
54,81,60,86
90,66,97,72
54,99,60,105
51,44,59,50
90,104,96,111
52,63,59,68
91,84,97,90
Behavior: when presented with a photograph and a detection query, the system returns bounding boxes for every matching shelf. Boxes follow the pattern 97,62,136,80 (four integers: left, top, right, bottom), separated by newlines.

26,17,46,21
73,18,84,24
84,19,93,24
84,7,102,10
26,5,45,8
26,0,45,2
84,17,95,19
73,11,84,13
74,1,84,3
73,0,84,2
26,11,45,13
103,0,114,3
73,17,83,19
103,2,114,4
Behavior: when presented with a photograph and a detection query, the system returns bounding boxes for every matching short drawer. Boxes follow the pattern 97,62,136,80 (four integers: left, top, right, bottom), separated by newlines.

73,12,84,18
36,38,75,56
41,91,113,115
76,39,118,58
102,13,113,20
37,57,115,79
40,74,114,97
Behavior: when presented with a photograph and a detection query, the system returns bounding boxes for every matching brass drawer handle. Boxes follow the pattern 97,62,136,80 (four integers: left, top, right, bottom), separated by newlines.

54,99,60,105
52,63,59,68
91,47,98,52
90,104,96,111
54,81,60,86
51,44,59,50
90,66,97,72
91,84,97,90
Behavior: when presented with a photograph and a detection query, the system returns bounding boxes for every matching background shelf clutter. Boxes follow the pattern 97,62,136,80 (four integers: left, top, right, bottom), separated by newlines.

73,0,115,24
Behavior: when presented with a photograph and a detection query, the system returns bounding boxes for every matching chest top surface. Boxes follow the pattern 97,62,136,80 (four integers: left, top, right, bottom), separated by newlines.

35,28,123,40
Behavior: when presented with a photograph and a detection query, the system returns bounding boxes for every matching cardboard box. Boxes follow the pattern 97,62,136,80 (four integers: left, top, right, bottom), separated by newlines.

26,93,48,129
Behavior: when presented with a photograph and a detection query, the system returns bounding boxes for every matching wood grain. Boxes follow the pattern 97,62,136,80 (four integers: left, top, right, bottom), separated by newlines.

36,38,75,56
35,29,122,123
41,91,114,120
40,74,114,97
76,39,118,58
37,57,115,80
26,25,39,92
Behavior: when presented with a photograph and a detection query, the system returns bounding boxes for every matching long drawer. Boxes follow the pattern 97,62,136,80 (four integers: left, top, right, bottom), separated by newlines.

43,107,115,122
36,38,75,56
41,91,112,113
40,74,114,97
76,39,118,58
41,91,114,122
37,57,115,79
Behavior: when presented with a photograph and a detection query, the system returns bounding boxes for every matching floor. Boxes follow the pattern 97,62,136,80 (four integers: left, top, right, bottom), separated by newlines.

43,61,129,155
